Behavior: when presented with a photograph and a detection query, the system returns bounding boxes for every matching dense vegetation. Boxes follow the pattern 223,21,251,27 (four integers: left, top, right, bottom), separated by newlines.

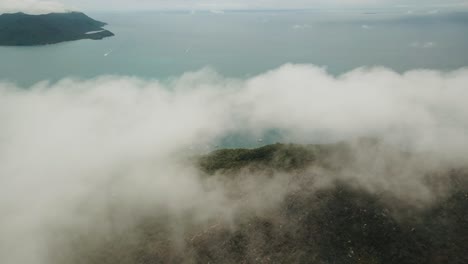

0,12,114,46
54,142,467,264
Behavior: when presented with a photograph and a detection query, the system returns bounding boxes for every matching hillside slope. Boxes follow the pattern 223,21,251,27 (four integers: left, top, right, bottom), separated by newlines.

52,142,468,264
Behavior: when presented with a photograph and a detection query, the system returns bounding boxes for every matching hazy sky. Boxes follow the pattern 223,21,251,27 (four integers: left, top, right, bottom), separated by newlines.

1,0,468,13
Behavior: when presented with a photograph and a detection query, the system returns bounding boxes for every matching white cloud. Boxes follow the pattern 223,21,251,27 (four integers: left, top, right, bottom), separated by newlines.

361,24,374,29
1,64,468,263
209,9,225,14
3,0,467,13
3,0,466,15
410,41,437,48
292,24,311,30
0,0,74,14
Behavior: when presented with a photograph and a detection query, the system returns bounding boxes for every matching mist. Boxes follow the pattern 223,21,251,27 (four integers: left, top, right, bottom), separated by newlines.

0,64,467,263
0,0,71,14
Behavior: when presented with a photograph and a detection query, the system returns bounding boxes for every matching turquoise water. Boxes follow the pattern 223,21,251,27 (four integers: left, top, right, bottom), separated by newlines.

1,10,468,86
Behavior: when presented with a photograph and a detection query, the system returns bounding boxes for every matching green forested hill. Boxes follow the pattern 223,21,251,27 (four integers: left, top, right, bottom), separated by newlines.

0,12,114,46
53,142,468,264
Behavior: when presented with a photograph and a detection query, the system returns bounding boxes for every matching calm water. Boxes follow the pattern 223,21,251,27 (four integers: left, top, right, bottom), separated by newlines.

1,10,468,87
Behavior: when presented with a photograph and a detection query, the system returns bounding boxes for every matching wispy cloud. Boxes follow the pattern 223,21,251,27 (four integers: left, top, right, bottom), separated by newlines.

7,0,467,12
361,24,374,29
410,41,437,48
1,64,468,263
292,24,311,30
0,0,73,14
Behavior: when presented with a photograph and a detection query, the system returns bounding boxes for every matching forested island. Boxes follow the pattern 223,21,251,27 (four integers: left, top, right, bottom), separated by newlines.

0,12,114,46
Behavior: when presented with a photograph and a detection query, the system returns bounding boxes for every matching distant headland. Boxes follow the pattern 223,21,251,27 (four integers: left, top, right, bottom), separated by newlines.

0,12,114,46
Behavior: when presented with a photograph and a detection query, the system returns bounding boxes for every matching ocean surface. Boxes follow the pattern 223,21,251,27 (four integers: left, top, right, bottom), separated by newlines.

1,9,468,87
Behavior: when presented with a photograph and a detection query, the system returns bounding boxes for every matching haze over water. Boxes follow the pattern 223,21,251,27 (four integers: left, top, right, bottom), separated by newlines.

1,9,468,87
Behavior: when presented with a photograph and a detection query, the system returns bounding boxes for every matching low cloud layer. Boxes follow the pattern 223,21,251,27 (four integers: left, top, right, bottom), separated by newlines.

63,0,468,11
2,0,468,13
1,64,468,263
410,41,437,48
0,0,72,14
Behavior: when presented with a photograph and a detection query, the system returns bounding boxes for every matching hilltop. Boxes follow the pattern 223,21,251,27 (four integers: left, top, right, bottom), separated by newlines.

52,142,467,264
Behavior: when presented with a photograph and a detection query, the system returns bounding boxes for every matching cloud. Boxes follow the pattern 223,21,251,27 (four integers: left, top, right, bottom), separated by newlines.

410,41,437,48
1,64,468,263
361,24,374,29
2,0,468,13
0,0,72,14
292,24,311,30
209,9,225,14
16,0,468,12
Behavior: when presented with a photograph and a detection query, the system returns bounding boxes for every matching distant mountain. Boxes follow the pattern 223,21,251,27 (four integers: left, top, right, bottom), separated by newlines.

0,12,114,46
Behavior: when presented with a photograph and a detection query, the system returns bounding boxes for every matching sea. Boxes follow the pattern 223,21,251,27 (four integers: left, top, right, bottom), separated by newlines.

1,9,468,87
